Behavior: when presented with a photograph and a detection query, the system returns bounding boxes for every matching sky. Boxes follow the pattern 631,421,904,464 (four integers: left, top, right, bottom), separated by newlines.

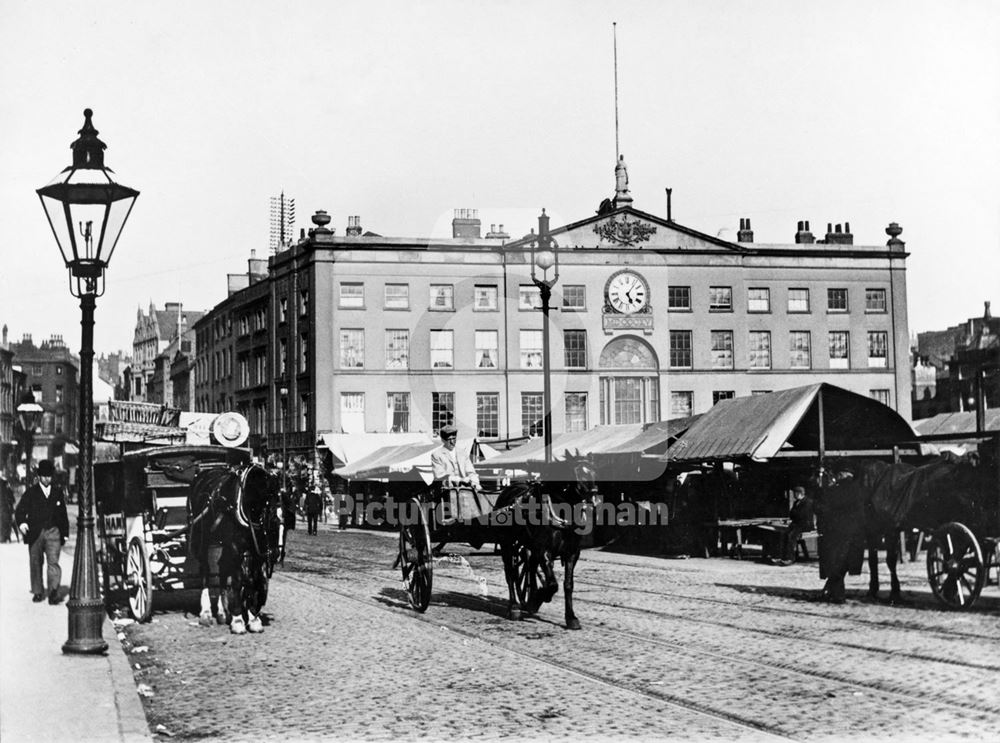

1,0,998,355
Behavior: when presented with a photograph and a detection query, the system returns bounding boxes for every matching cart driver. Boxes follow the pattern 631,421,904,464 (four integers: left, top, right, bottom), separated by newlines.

431,424,480,491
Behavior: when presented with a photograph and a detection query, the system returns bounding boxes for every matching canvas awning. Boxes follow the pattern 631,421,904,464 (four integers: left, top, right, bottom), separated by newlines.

598,416,702,457
483,425,645,469
663,383,917,464
914,409,1000,437
318,432,434,468
334,438,496,485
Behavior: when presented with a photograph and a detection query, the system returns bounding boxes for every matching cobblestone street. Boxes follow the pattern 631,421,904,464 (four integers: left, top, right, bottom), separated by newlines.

120,524,1000,742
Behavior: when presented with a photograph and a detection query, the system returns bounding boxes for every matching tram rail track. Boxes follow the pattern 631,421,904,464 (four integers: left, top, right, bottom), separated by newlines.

276,570,795,741
281,547,1000,718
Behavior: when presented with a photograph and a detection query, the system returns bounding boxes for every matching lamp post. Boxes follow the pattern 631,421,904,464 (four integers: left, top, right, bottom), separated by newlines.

529,209,559,464
16,391,43,477
37,109,139,655
279,385,289,489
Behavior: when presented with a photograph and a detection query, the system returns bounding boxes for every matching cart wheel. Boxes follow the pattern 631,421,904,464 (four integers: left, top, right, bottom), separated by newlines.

926,522,985,610
399,499,432,612
512,539,546,614
126,537,153,622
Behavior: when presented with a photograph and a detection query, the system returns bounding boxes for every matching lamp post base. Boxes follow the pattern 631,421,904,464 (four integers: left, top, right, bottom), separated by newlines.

62,597,109,655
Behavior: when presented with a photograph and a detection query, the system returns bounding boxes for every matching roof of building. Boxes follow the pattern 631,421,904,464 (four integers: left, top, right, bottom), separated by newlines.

155,309,204,340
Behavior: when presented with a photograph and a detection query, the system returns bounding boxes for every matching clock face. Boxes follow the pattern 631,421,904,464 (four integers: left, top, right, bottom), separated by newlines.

607,271,648,314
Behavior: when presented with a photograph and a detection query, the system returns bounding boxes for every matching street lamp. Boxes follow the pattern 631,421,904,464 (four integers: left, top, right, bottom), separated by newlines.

37,109,139,655
529,209,559,464
279,385,289,488
16,390,43,476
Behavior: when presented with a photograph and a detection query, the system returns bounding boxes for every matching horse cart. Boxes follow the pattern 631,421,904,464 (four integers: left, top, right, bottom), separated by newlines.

94,444,253,621
919,432,1000,610
395,456,599,629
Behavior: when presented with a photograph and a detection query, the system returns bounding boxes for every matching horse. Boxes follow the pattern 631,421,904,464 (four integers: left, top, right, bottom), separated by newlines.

498,453,599,630
817,449,991,604
187,464,281,634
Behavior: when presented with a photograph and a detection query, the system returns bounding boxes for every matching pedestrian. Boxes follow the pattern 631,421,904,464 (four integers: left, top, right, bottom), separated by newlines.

304,484,323,535
777,485,815,565
279,481,297,564
14,460,70,604
0,469,16,543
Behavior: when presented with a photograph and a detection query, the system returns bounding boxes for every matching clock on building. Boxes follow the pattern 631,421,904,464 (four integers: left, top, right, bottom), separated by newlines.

606,270,649,314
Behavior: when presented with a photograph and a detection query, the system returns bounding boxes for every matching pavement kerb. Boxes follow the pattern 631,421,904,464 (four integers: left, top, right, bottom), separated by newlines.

0,503,152,743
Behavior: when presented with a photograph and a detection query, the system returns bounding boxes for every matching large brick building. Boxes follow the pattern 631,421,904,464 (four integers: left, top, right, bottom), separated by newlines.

192,164,911,460
6,333,80,463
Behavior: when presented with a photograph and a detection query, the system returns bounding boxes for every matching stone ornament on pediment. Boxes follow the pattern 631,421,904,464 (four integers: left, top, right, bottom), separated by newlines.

593,216,657,247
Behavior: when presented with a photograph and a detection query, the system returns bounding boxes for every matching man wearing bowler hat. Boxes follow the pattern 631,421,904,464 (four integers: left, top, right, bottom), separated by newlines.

14,459,69,604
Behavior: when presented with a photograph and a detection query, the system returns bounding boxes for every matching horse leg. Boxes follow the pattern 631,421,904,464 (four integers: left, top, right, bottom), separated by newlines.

821,574,846,603
866,531,881,600
886,532,903,604
198,586,213,626
500,541,523,621
563,546,581,631
246,554,265,633
228,572,246,635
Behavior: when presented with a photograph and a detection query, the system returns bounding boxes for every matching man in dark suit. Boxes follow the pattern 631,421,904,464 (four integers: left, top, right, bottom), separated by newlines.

14,460,69,604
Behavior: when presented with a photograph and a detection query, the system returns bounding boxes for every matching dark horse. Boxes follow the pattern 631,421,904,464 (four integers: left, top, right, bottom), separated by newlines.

818,448,992,605
498,454,599,630
188,464,281,634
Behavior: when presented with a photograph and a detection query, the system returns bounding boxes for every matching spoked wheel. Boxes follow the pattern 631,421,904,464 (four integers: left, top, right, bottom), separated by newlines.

125,537,153,622
512,539,548,614
399,499,433,612
926,522,985,610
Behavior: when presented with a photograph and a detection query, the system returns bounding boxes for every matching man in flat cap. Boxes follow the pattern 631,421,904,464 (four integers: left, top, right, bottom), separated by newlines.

431,424,480,491
15,459,69,604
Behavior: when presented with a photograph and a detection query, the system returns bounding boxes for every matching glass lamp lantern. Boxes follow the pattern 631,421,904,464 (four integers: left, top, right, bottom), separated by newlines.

36,109,139,296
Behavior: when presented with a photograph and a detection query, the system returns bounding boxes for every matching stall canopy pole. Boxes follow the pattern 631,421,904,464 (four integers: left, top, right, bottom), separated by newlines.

817,389,826,469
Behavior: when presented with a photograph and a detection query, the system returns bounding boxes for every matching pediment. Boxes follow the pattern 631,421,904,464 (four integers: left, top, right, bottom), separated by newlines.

548,207,744,252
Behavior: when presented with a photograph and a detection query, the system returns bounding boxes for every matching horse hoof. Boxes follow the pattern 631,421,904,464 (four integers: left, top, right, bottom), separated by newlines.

198,612,213,627
248,617,264,633
566,618,582,631
507,608,524,621
540,582,558,603
230,618,247,635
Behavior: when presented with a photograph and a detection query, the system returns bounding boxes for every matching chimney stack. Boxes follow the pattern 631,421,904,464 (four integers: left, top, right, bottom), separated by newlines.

346,215,363,237
248,249,268,280
485,222,510,240
452,208,481,239
666,188,673,222
737,218,754,243
823,221,854,245
795,220,815,244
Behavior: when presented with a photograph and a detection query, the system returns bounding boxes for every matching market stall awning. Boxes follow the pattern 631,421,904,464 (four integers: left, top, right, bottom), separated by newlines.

663,383,917,464
599,416,702,457
334,438,495,485
914,409,1000,437
482,424,646,469
318,432,434,468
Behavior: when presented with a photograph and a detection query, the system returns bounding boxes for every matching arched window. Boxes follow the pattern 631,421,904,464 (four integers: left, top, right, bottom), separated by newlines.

598,336,661,425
